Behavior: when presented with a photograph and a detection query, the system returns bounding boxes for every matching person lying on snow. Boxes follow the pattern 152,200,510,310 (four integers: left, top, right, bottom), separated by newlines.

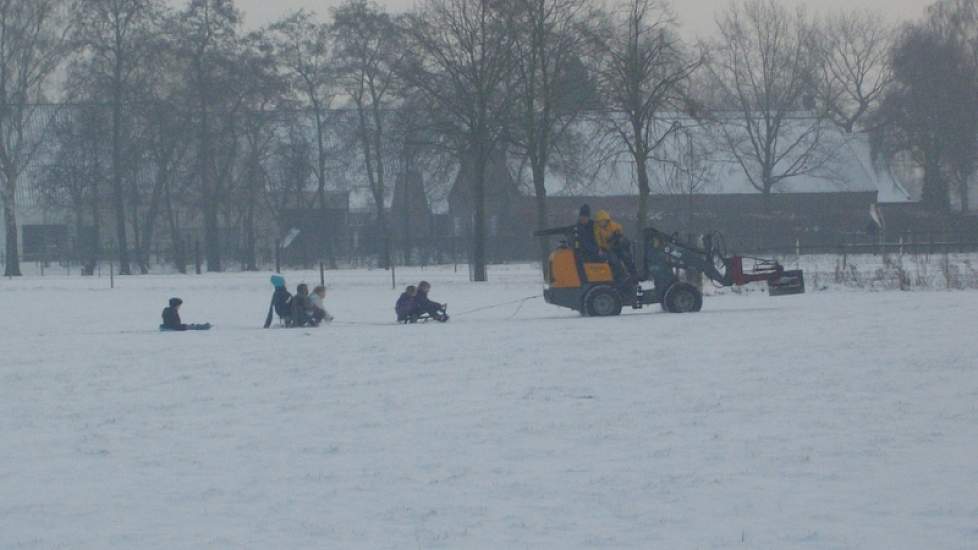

161,298,211,331
409,281,449,322
593,209,637,285
309,285,334,324
396,285,417,322
290,283,321,327
264,275,293,328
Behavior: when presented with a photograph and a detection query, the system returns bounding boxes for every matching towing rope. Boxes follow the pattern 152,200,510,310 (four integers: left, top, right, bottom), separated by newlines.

451,295,542,318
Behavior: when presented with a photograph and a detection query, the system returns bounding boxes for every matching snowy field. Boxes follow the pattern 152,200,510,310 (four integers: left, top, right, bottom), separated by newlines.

2,263,978,549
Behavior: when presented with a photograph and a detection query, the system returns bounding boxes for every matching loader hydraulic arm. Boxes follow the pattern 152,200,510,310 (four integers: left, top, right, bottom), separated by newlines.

643,227,805,296
644,228,732,286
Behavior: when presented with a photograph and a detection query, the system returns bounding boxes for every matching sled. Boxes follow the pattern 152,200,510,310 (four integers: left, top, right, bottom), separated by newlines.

399,305,450,324
159,323,212,332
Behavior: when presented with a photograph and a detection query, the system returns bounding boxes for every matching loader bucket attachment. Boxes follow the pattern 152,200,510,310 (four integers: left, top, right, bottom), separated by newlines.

768,270,805,296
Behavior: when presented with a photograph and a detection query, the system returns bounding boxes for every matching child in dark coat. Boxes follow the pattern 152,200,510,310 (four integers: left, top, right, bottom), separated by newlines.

265,275,293,328
162,298,187,331
411,281,449,322
290,283,318,327
161,298,210,331
396,285,417,322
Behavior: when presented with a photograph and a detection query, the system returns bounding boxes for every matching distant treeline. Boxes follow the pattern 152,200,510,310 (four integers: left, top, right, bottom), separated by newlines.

1,0,974,279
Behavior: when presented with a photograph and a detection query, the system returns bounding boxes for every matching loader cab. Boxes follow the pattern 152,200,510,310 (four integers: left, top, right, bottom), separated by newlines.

544,244,643,317
547,245,614,288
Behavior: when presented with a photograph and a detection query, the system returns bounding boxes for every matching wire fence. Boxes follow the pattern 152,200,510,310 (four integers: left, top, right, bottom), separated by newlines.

6,228,978,278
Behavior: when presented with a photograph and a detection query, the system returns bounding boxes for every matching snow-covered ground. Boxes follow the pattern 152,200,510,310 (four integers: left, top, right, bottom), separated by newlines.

2,264,977,549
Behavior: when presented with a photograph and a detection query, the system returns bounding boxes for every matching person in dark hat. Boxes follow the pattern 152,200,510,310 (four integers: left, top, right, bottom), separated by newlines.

409,281,449,322
573,204,601,261
161,298,211,331
161,298,188,331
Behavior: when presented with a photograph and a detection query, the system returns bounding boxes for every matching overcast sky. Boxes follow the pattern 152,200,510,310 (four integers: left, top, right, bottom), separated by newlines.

169,0,934,37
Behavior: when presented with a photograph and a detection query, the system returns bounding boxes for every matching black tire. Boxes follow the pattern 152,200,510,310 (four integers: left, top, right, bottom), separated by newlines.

585,286,623,317
663,282,703,313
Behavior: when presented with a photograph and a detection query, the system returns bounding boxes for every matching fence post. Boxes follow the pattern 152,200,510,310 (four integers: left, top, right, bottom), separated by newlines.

841,244,847,270
899,236,904,258
320,261,325,287
110,262,114,289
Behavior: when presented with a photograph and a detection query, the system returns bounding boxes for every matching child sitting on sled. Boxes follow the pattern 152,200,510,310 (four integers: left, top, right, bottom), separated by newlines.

161,298,211,331
310,285,334,324
408,281,449,323
290,284,320,327
265,275,293,328
396,285,417,323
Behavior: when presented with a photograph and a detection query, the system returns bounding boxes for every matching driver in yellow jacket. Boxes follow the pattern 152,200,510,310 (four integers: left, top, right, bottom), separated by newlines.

594,210,637,283
594,210,624,251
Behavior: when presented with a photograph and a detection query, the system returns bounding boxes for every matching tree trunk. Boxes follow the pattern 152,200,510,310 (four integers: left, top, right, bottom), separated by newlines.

2,178,21,277
376,208,390,271
635,154,650,239
242,154,258,271
472,149,488,282
313,107,336,269
199,93,222,272
243,200,257,271
922,154,950,212
164,181,186,274
137,171,168,274
84,179,102,276
532,162,550,280
371,105,391,272
111,83,131,275
960,178,971,213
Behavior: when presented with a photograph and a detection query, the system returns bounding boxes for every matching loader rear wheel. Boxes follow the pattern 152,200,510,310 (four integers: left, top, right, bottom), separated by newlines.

585,286,623,317
663,282,703,313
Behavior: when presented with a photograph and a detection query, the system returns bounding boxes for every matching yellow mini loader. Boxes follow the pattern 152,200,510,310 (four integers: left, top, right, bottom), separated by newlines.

534,226,805,316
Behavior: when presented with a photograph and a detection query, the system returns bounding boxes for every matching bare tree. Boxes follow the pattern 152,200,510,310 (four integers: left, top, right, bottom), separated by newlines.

508,0,593,266
37,106,109,273
0,0,73,277
225,30,285,270
400,0,517,282
925,0,978,211
588,0,700,238
73,0,163,275
268,10,337,265
872,19,978,212
814,10,894,133
175,0,242,272
332,0,401,273
708,0,829,204
238,105,277,271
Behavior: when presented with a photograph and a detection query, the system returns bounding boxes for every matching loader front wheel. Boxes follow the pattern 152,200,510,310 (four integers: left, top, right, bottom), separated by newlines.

585,286,623,317
663,282,703,313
